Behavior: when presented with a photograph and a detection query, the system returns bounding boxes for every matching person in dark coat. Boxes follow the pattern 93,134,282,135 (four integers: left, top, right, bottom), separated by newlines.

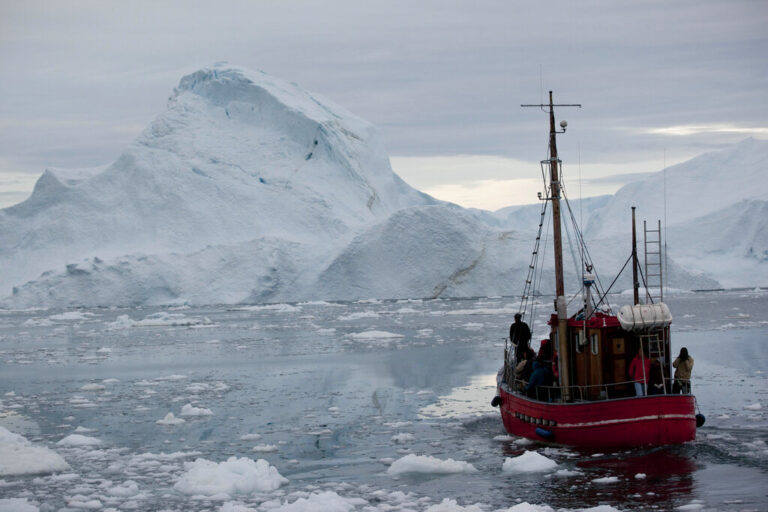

648,358,666,395
509,313,532,361
525,356,554,400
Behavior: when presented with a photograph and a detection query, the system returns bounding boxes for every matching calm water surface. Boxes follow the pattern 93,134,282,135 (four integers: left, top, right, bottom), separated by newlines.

0,290,766,511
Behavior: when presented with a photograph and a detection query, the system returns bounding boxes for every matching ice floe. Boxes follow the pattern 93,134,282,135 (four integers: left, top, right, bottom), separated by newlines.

387,454,477,475
0,426,70,476
174,457,288,496
502,451,558,473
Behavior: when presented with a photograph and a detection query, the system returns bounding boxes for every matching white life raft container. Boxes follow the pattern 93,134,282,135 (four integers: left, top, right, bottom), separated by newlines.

617,302,672,331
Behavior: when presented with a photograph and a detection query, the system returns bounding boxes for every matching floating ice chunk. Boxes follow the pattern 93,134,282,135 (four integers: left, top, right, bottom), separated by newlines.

80,383,106,391
157,413,185,425
592,476,620,484
48,311,94,321
338,311,380,321
252,444,279,453
236,304,301,313
0,426,70,476
108,312,212,329
348,330,404,340
174,457,288,496
66,496,102,509
504,503,555,512
56,434,102,447
180,403,213,417
73,426,97,433
240,433,262,441
95,347,111,354
743,403,762,410
392,433,415,444
387,454,477,476
424,498,484,512
106,480,139,497
676,502,705,510
155,374,188,381
0,498,40,511
502,451,558,473
553,469,581,477
635,473,647,479
267,491,365,512
220,503,258,512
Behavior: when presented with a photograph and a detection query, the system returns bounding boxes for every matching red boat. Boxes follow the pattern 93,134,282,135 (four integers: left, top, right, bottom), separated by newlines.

493,93,702,449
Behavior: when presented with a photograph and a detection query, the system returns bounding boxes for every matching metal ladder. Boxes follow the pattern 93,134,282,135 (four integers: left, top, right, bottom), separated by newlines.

643,219,663,303
641,332,666,363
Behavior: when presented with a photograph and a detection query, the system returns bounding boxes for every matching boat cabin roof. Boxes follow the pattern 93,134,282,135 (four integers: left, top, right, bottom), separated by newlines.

547,312,622,329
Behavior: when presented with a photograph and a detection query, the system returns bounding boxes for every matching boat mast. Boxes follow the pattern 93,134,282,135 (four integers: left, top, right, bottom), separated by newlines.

522,91,581,401
632,206,640,305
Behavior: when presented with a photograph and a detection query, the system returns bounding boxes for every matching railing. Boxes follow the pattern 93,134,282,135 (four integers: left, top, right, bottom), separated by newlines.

502,353,692,403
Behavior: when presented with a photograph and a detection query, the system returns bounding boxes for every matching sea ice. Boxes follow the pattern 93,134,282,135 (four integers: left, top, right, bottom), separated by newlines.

348,330,404,339
156,413,185,425
387,454,477,475
180,403,213,416
592,476,620,484
424,498,484,511
0,498,39,512
0,426,70,476
502,451,558,473
174,456,288,496
56,434,102,447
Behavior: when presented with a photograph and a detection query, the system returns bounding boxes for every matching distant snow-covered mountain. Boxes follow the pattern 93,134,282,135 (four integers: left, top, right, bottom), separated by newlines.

1,65,761,307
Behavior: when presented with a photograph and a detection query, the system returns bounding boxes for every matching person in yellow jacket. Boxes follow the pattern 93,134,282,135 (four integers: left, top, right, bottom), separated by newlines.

672,347,694,394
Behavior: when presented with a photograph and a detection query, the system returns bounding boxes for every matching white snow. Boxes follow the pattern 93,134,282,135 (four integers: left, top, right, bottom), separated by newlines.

180,403,213,416
174,456,288,496
0,426,70,476
502,451,559,473
386,454,478,476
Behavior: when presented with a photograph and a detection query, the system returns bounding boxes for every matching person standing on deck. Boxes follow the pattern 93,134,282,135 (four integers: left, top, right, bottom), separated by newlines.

629,349,651,396
509,313,532,361
672,347,694,394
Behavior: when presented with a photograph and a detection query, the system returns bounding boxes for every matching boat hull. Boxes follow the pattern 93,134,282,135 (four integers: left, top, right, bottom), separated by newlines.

498,385,696,449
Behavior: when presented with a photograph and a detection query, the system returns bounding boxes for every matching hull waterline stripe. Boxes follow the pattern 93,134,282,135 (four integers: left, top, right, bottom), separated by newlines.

553,414,695,429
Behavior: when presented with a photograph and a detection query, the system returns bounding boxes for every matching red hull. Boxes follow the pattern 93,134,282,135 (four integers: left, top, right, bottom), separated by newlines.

498,384,696,449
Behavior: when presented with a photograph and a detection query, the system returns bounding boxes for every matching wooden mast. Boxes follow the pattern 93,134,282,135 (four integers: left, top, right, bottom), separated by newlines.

546,91,571,401
632,206,640,305
522,92,580,401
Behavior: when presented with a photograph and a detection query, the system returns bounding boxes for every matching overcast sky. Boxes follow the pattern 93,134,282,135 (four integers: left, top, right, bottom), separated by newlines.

1,0,766,210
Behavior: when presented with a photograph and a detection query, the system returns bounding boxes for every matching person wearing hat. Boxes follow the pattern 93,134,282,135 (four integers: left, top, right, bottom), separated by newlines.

509,312,532,362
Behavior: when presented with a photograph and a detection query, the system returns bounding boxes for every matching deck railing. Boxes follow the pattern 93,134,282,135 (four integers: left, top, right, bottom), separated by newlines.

503,351,692,403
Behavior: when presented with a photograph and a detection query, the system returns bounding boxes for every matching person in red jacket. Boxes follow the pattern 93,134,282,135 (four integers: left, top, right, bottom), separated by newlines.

628,349,651,396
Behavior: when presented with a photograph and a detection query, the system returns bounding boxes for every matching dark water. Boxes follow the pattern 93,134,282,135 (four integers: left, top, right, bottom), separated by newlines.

0,291,766,511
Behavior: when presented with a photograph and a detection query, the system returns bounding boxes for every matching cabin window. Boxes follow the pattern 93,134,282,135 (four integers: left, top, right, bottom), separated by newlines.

590,333,599,355
573,331,583,353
